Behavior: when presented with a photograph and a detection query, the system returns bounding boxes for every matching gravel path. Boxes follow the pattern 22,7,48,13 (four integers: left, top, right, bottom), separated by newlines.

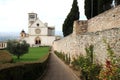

39,51,80,80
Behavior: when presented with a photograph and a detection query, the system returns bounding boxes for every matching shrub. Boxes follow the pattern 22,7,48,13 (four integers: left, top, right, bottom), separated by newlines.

72,55,89,70
85,44,94,64
99,59,120,80
54,51,71,64
98,40,120,80
72,55,101,80
72,44,102,80
54,51,65,61
7,40,29,59
0,53,49,80
65,54,71,64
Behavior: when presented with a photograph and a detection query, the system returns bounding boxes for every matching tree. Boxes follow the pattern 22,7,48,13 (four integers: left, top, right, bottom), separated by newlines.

97,0,104,14
85,0,113,19
85,0,99,19
115,0,120,5
84,0,91,19
7,40,29,59
62,0,79,37
93,0,98,17
103,0,113,10
98,0,113,14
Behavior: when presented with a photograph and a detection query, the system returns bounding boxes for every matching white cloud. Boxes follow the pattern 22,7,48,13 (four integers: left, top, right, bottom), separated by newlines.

0,0,86,32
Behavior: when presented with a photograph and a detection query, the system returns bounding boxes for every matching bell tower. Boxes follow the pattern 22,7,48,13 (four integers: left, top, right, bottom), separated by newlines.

28,13,37,25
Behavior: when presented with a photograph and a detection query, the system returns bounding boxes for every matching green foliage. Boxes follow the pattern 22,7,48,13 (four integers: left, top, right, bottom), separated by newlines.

54,51,71,64
62,0,79,37
98,0,112,14
72,45,102,80
12,47,50,62
54,51,65,61
104,0,113,10
0,55,49,80
72,55,91,70
85,0,99,19
85,0,113,19
81,64,101,80
97,0,105,14
65,54,71,64
115,0,120,5
93,0,98,17
72,56,101,80
85,45,94,64
7,40,29,59
82,45,101,80
99,59,120,80
99,40,120,80
84,0,91,19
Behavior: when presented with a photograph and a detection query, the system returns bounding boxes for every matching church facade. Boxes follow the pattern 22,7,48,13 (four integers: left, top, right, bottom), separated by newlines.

20,13,56,47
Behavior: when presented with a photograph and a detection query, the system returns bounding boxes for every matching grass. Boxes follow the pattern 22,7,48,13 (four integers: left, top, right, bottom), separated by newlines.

12,46,50,62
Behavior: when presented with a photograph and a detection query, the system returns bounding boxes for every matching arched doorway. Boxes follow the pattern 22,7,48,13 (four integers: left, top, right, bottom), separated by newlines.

35,37,41,45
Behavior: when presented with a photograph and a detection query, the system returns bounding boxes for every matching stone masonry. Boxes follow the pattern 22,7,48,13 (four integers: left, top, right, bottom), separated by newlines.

88,5,120,32
53,5,120,64
53,28,120,64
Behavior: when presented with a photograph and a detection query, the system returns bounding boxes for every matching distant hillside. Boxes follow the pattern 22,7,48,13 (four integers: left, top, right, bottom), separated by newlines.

0,32,19,41
0,31,63,42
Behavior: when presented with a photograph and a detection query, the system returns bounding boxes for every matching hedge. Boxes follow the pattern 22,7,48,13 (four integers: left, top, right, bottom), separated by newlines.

0,53,49,80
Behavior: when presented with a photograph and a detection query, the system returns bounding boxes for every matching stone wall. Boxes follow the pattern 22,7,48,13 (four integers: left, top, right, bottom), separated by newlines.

53,34,78,59
88,5,120,32
53,5,120,64
73,20,88,35
53,28,120,63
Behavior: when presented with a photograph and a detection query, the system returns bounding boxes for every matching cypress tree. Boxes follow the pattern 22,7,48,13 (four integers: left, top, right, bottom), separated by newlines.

85,0,112,19
115,0,120,5
103,0,113,10
97,0,112,14
97,0,104,14
85,0,98,19
93,0,98,17
62,0,79,37
84,0,91,19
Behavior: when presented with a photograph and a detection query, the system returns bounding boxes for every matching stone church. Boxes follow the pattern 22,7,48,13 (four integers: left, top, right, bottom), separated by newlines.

20,13,56,47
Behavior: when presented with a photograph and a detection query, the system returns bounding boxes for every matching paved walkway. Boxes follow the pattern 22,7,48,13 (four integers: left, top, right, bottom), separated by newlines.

39,51,80,80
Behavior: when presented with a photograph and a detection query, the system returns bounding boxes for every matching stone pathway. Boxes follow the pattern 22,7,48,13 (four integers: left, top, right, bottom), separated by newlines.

38,51,80,80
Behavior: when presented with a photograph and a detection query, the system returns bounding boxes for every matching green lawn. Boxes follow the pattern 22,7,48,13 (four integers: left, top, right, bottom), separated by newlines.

12,47,50,62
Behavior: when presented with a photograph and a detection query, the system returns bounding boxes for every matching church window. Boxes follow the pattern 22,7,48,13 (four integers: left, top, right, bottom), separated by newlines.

29,15,35,18
37,23,39,27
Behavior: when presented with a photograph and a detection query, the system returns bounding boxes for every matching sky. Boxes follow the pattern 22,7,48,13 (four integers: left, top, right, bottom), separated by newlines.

0,0,86,34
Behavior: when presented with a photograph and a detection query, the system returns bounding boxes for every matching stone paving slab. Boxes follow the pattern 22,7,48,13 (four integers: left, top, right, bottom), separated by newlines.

39,52,80,80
